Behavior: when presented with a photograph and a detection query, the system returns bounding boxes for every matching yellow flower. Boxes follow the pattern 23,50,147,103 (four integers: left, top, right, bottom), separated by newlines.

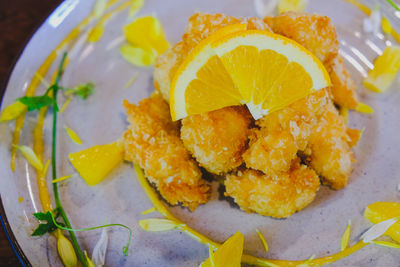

56,233,78,267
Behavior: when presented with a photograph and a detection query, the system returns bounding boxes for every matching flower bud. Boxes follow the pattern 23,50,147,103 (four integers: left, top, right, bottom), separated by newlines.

56,234,77,267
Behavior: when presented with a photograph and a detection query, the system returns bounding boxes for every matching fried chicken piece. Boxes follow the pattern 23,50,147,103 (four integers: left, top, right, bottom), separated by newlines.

306,100,355,189
181,106,252,174
154,13,272,102
243,130,298,176
225,160,320,218
122,94,210,210
264,12,339,65
327,55,359,109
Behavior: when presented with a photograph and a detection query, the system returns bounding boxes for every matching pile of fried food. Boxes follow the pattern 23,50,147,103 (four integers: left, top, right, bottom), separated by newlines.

122,12,361,218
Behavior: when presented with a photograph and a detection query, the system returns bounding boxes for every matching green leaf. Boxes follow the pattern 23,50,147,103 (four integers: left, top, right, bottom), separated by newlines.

32,210,65,236
33,212,48,221
64,83,95,99
18,95,54,111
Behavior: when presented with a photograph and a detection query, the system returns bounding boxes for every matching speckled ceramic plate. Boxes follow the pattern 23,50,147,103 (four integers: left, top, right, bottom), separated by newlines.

1,0,400,266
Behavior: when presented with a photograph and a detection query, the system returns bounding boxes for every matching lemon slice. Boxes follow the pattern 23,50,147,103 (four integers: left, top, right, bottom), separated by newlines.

68,141,124,186
364,202,400,242
363,46,400,93
170,28,330,121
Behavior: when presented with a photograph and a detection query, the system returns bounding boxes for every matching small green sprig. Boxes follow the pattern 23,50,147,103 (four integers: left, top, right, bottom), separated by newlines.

32,209,65,236
64,82,95,99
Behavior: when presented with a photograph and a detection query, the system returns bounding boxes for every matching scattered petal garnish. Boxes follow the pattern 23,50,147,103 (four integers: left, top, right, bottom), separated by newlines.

209,246,215,267
129,0,144,18
200,231,244,267
256,229,269,252
84,251,96,267
139,218,181,232
13,145,43,170
56,233,78,267
346,128,364,147
88,25,105,43
124,73,138,89
60,97,72,113
18,197,23,203
297,254,316,267
361,216,400,243
68,141,124,186
120,44,157,66
93,0,107,19
372,240,400,249
0,101,27,122
364,202,400,242
123,16,170,55
341,220,352,251
64,125,83,145
339,107,349,124
253,0,278,18
141,207,157,215
52,174,74,184
355,102,374,114
381,17,392,34
91,223,108,267
364,46,400,93
278,0,308,13
363,7,381,35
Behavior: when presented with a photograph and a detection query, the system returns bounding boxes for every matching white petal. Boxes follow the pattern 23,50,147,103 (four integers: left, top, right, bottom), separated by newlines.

91,226,108,267
361,216,400,243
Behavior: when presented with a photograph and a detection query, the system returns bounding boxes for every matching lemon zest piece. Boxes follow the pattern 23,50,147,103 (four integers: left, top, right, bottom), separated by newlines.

13,145,43,171
371,240,400,249
0,101,27,122
52,174,74,184
134,164,369,266
124,73,138,89
139,218,181,232
256,229,269,253
64,125,83,145
355,102,374,114
60,97,72,113
141,207,156,215
341,220,352,251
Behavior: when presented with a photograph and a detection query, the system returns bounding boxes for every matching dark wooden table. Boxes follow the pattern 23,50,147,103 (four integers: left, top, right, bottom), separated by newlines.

0,1,62,266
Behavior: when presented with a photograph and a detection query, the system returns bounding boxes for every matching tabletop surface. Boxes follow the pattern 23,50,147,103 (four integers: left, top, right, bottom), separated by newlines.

0,1,62,266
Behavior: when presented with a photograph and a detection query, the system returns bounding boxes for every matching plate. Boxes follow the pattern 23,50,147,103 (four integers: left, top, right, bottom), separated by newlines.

1,0,400,266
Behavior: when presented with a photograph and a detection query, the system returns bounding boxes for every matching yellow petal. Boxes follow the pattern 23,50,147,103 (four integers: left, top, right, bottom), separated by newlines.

123,16,170,55
341,221,352,251
372,240,400,249
139,218,180,232
141,207,157,215
339,107,349,124
278,0,308,13
381,17,392,34
57,234,78,267
124,73,139,89
13,145,43,170
60,98,72,113
64,125,83,145
209,246,215,267
120,44,156,66
129,0,144,18
84,251,96,267
93,0,107,19
256,229,269,252
297,254,316,267
363,46,400,93
355,102,374,114
201,231,244,267
0,101,27,122
68,141,124,186
88,25,105,43
52,174,74,184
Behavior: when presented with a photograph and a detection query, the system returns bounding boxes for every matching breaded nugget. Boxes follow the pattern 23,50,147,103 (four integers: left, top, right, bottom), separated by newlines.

306,101,354,189
225,160,320,218
327,55,359,109
181,106,252,174
243,130,298,176
264,12,339,65
122,94,210,210
154,13,272,102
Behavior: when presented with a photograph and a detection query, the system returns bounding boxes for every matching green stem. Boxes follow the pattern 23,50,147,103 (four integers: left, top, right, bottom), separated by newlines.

51,52,88,267
386,0,400,11
50,214,133,256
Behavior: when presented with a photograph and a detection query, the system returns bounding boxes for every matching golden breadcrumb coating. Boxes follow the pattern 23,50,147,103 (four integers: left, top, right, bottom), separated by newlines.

181,106,252,174
225,160,320,218
264,12,339,66
122,94,210,210
243,130,298,176
154,12,272,102
327,55,359,109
